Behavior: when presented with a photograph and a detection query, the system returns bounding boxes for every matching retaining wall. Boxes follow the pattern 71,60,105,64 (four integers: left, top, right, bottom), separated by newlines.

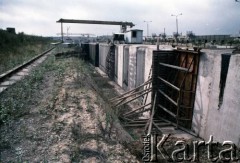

88,43,99,67
86,42,240,145
192,49,240,146
99,43,110,72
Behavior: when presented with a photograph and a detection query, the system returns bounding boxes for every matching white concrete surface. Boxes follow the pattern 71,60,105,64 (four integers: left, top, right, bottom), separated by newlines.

116,45,124,87
192,49,240,146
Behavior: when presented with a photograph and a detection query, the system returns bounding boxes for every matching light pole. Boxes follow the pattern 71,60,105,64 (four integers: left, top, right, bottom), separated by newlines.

144,20,152,37
171,13,182,42
67,26,70,37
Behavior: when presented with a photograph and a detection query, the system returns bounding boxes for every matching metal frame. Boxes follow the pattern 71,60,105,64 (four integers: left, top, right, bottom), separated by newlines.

152,49,200,129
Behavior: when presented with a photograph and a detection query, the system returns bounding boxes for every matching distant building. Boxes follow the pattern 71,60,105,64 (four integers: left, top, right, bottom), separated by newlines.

194,35,232,43
124,29,143,44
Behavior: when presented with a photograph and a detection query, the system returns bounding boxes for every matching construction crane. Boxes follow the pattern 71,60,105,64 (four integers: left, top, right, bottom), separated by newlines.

56,18,135,42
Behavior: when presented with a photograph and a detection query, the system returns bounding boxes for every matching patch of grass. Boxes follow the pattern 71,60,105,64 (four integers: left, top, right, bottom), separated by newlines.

0,54,66,125
0,30,52,74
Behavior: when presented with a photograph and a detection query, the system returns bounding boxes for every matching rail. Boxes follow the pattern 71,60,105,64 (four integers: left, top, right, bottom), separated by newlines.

0,47,55,83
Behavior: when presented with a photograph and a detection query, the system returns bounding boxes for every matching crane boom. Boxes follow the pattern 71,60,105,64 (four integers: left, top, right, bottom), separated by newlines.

56,18,134,28
56,18,135,42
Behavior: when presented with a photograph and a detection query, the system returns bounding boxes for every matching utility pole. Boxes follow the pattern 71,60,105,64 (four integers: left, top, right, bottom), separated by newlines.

171,13,182,43
67,26,70,37
61,22,63,43
144,20,152,37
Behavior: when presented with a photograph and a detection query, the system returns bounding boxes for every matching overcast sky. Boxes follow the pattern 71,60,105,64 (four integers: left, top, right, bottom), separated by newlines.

0,0,240,36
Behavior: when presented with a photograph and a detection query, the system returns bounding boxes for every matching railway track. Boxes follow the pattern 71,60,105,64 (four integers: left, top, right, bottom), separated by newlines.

0,46,56,93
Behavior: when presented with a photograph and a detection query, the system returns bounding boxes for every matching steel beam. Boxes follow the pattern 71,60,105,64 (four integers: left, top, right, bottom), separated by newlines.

56,18,135,27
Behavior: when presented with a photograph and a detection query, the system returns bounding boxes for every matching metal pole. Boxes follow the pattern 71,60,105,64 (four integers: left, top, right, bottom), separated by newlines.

171,13,182,44
176,17,178,36
147,23,149,37
144,20,152,37
61,22,63,43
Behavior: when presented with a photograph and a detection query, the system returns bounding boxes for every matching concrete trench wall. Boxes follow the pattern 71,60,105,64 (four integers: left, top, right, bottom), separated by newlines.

114,45,172,89
97,43,172,109
192,49,240,146
113,44,172,115
88,43,99,67
91,43,240,145
99,43,110,72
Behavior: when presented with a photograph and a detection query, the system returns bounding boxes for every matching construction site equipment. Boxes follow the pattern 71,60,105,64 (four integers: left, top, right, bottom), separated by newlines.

56,18,135,42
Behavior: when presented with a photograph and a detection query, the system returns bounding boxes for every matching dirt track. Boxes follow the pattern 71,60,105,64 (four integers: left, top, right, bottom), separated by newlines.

0,54,139,162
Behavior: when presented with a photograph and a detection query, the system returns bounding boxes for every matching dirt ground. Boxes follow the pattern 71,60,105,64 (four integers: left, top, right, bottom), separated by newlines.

0,53,139,162
1,48,236,163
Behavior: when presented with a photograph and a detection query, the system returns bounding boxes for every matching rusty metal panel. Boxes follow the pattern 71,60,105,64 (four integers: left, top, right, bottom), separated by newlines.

152,49,200,129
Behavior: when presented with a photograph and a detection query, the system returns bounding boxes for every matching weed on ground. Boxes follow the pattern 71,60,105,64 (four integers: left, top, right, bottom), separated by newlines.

0,50,139,162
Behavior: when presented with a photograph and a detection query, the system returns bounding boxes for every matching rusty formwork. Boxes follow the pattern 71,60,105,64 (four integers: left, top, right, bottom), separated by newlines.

152,49,201,129
110,48,201,134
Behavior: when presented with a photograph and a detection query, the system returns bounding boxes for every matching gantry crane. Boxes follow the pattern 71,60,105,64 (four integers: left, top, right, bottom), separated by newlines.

56,18,135,42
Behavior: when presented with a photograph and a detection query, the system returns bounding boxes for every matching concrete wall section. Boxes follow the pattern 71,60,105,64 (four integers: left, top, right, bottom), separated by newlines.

218,54,240,146
116,45,124,87
99,43,110,72
89,43,99,67
136,47,146,87
192,49,240,146
128,45,137,90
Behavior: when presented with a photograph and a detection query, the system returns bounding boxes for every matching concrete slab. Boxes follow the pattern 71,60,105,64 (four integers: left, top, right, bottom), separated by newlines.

22,68,30,72
16,71,28,76
95,67,108,78
1,80,16,86
9,75,24,81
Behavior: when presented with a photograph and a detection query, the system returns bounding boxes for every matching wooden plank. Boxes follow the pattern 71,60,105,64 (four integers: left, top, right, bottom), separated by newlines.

147,94,157,135
154,122,172,127
158,116,198,137
114,89,152,107
112,88,151,103
109,79,152,101
124,108,151,117
123,103,151,116
123,124,145,127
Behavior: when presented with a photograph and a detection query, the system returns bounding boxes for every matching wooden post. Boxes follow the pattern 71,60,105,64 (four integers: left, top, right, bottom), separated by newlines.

114,89,152,107
147,93,157,135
